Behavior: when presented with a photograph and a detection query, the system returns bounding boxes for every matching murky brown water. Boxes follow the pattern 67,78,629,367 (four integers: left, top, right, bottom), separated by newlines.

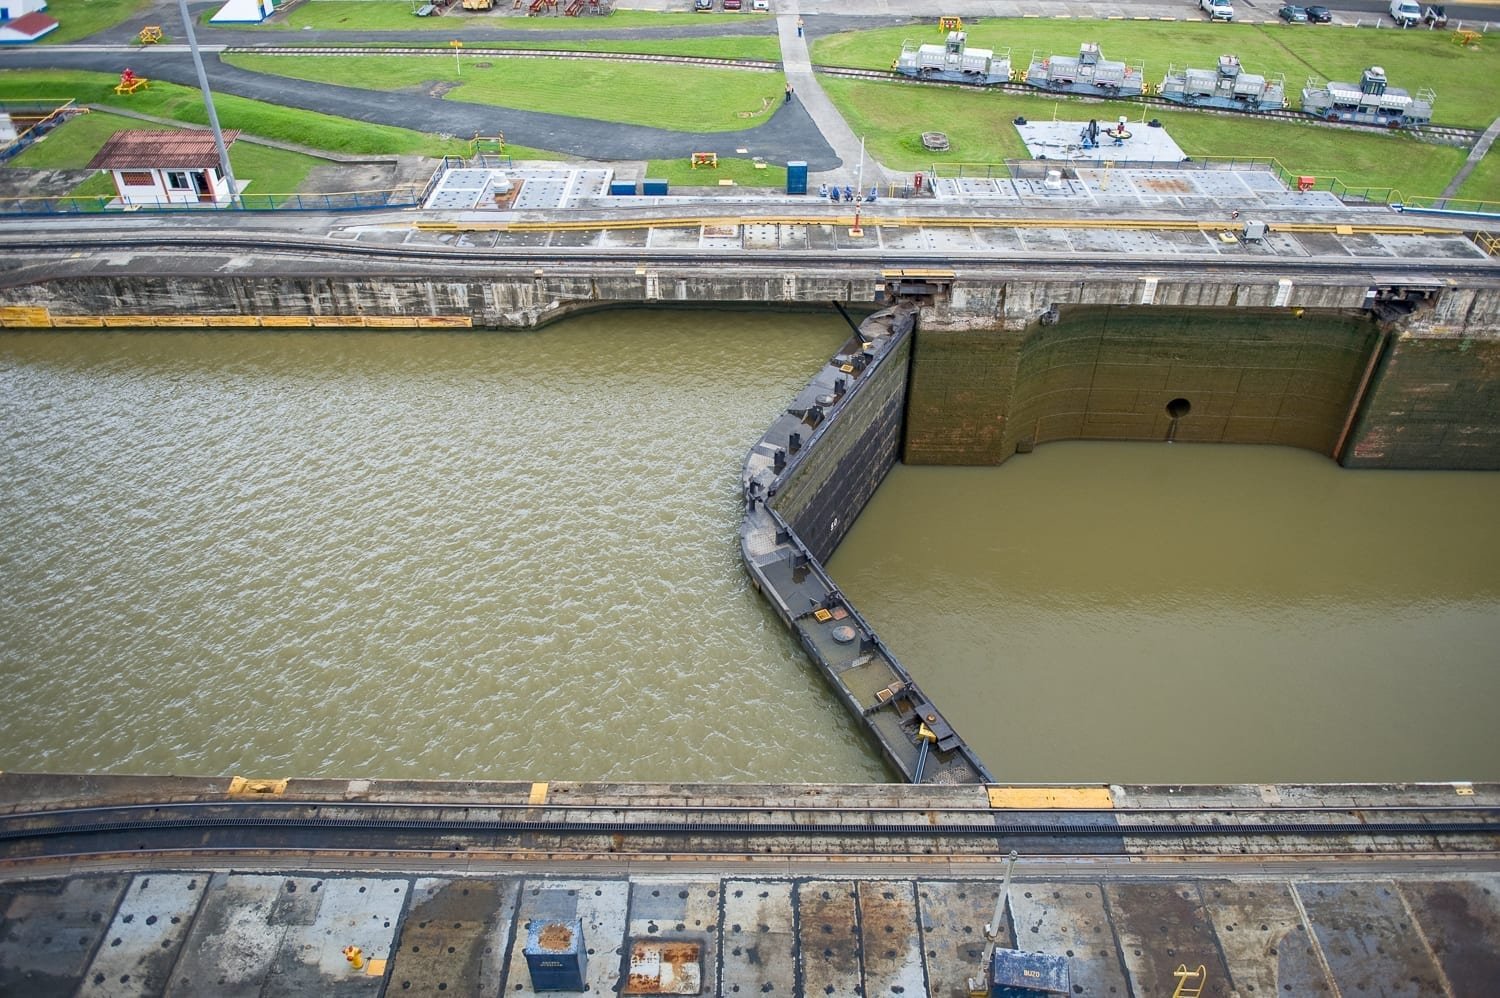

0,310,886,783
7,314,1499,786
829,443,1500,784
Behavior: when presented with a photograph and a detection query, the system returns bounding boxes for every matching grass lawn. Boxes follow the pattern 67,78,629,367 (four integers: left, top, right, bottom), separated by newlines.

37,0,156,44
4,110,326,196
644,156,785,188
0,70,470,158
1455,149,1500,205
819,76,1468,198
812,21,1500,128
225,53,785,132
238,3,758,31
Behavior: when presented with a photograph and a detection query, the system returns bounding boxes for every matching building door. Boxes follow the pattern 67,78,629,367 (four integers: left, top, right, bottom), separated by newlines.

194,170,213,202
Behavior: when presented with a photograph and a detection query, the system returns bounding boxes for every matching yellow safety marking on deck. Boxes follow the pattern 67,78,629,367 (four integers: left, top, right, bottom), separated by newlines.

987,786,1114,810
365,958,388,976
1455,783,1475,795
227,776,289,798
528,782,549,805
1335,225,1355,235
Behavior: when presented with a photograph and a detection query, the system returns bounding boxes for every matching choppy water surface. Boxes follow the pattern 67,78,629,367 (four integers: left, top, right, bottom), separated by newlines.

829,443,1500,785
0,311,886,782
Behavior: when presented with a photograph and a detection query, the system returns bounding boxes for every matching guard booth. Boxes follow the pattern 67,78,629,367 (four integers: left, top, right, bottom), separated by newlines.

985,949,1070,997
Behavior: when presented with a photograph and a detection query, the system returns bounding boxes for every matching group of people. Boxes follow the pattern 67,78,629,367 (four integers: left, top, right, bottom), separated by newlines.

817,184,877,203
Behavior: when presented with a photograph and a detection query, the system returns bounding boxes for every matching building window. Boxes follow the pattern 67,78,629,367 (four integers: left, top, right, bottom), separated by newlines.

165,171,191,190
121,171,154,187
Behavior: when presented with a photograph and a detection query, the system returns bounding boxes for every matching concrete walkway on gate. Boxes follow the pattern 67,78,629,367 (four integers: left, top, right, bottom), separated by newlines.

776,5,888,189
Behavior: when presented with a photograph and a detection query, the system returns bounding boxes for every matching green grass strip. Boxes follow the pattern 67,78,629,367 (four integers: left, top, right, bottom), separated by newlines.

0,69,471,157
224,52,785,131
36,0,156,44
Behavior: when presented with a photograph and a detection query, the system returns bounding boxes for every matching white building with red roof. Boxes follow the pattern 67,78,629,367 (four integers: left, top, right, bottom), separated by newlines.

0,0,59,44
87,129,243,207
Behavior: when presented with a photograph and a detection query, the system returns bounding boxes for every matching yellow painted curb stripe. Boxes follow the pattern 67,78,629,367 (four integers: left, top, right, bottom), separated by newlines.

987,786,1114,809
529,781,549,805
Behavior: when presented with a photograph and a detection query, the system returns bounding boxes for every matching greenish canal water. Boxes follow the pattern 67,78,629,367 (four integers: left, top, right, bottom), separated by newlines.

829,444,1500,785
4,311,1498,785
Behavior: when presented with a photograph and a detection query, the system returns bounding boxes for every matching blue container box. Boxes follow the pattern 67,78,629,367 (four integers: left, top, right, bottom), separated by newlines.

608,180,638,196
525,918,587,991
642,178,669,195
786,160,808,195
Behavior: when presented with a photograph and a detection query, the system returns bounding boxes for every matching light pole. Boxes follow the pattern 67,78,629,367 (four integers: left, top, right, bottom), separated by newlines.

850,135,866,237
176,0,240,208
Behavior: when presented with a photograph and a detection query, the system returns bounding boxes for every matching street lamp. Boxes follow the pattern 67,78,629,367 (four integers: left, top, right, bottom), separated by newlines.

176,0,241,208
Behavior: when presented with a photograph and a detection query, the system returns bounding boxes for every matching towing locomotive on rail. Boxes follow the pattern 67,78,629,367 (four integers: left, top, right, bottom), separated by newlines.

893,31,1435,127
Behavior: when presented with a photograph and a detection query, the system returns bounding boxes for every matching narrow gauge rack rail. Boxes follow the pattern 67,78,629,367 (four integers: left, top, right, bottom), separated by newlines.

3,801,1497,863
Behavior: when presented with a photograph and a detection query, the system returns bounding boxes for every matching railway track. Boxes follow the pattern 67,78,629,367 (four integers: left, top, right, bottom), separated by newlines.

3,231,1498,282
3,799,1497,863
222,47,1481,143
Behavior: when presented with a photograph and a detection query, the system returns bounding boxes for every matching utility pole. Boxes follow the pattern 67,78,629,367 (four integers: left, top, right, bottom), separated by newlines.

850,135,866,237
176,0,241,208
967,849,1020,996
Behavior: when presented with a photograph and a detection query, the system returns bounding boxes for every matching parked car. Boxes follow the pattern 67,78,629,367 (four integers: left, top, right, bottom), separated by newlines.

1389,0,1421,26
1200,0,1234,21
693,0,712,9
1305,4,1332,21
751,0,769,9
1278,4,1308,21
722,0,740,8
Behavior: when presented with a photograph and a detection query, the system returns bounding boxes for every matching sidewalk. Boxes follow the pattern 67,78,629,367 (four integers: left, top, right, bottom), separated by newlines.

776,5,888,188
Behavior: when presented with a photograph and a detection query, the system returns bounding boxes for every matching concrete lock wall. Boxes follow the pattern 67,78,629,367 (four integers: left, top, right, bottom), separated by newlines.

906,306,1388,466
770,332,912,564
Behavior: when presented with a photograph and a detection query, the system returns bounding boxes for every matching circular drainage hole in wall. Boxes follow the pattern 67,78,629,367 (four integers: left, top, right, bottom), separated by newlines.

1166,397,1192,418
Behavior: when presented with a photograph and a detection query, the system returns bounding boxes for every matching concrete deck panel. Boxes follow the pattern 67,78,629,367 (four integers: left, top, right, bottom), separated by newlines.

1295,881,1447,995
720,881,795,996
501,879,629,996
1010,883,1130,996
163,874,406,997
625,876,720,983
78,874,206,998
797,880,862,996
916,881,1007,997
1106,883,1234,995
6,866,1500,996
1397,876,1500,992
856,880,925,995
0,875,126,998
385,878,517,996
1199,881,1332,996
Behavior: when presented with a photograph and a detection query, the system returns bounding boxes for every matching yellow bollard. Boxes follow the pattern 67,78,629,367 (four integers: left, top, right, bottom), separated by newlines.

342,945,364,970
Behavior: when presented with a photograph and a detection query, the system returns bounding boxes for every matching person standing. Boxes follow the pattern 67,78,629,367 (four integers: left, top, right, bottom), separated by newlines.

795,16,804,36
785,83,794,103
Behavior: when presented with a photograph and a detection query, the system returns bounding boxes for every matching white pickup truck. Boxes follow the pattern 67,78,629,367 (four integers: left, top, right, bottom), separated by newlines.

1200,0,1235,21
